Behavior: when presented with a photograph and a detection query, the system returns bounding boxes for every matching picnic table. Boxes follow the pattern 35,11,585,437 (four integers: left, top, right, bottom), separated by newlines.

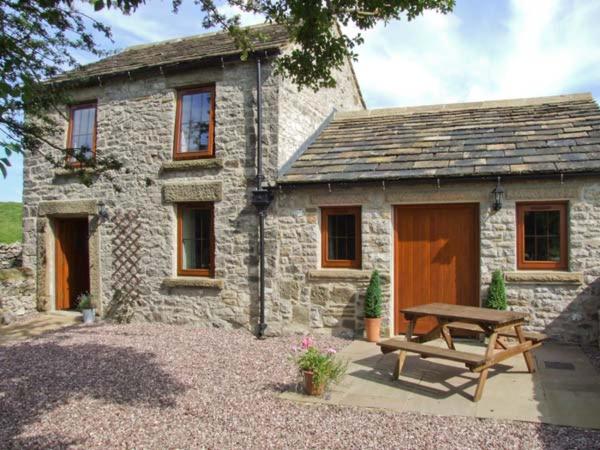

377,303,547,401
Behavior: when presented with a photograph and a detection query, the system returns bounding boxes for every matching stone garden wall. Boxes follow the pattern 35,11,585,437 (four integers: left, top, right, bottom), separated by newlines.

0,243,36,323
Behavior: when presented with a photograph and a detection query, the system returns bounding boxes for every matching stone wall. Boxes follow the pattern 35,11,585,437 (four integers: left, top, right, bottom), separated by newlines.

0,243,22,269
0,242,36,319
270,177,600,344
21,55,363,332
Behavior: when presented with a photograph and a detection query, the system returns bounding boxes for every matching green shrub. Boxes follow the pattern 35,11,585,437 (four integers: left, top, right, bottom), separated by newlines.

486,270,507,310
364,270,382,318
76,292,93,311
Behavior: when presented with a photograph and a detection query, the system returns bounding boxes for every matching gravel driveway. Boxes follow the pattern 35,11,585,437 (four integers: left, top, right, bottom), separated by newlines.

1,323,599,449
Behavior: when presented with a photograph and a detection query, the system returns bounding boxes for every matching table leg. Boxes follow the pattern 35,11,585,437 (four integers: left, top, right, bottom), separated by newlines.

394,318,416,379
515,325,536,373
440,319,455,350
474,331,497,402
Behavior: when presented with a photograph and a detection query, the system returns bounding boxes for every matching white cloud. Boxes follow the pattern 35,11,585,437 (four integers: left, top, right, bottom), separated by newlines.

350,0,600,108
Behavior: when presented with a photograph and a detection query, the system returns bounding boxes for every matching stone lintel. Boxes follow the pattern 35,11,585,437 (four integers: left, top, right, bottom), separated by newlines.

38,200,97,216
161,158,223,172
162,277,224,289
162,182,223,203
308,269,372,281
504,271,583,285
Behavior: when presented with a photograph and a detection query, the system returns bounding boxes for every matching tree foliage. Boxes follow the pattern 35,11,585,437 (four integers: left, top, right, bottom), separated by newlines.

486,269,507,311
0,0,455,177
364,269,382,318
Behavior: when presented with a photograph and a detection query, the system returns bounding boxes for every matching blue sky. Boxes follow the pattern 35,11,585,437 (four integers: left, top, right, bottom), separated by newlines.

2,0,599,202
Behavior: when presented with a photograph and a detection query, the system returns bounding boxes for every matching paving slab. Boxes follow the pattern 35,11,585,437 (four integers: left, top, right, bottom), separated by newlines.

0,312,81,344
281,338,600,429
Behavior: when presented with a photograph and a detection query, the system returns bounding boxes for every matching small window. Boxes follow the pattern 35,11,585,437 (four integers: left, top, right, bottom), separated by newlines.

173,86,215,159
67,103,97,164
177,204,214,277
321,206,361,269
517,202,568,270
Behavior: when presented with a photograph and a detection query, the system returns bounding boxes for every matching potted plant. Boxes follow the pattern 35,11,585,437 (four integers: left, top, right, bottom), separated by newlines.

485,270,507,310
292,336,347,396
77,292,96,324
364,270,382,342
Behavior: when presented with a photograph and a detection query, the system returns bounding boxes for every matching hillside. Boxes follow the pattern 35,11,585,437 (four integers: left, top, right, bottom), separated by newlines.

0,202,22,243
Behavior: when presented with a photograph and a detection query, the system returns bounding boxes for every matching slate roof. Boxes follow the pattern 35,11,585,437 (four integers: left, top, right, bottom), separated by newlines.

53,23,289,84
279,93,600,184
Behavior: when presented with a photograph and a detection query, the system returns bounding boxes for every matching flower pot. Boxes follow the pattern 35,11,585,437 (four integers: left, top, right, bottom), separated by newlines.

365,317,381,342
303,370,324,396
82,308,96,324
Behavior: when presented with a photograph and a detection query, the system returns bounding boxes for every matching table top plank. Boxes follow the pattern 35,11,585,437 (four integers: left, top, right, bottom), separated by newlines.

400,303,528,326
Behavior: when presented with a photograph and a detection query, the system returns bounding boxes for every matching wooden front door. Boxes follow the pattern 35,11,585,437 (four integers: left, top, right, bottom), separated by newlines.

394,204,480,335
55,218,90,310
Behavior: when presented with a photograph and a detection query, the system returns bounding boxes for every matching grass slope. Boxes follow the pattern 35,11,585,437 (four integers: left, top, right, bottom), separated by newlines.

0,202,22,243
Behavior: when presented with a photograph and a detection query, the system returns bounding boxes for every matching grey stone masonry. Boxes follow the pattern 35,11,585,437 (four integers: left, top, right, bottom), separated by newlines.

21,52,363,329
271,177,600,344
0,243,35,317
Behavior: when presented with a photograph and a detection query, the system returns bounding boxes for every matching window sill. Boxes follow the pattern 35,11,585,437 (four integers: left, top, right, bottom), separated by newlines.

308,269,372,281
504,271,583,285
161,158,223,172
54,167,96,177
162,277,224,289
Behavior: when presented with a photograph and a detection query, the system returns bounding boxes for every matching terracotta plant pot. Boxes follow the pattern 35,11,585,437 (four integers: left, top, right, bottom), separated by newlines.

365,317,381,342
303,370,324,396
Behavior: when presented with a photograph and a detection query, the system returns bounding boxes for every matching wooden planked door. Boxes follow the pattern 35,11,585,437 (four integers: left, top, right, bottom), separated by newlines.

55,218,90,310
394,204,479,335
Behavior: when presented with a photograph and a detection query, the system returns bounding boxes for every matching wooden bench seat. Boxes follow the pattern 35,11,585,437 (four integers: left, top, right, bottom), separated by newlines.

444,321,548,344
377,338,486,368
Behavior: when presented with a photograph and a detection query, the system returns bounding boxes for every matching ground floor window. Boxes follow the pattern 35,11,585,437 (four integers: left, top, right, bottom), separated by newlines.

320,206,361,269
516,201,568,270
177,203,214,276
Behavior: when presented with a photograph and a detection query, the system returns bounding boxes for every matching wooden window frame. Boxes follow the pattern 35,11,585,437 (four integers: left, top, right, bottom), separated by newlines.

66,102,97,167
516,201,568,271
173,85,215,160
321,206,362,269
177,203,215,277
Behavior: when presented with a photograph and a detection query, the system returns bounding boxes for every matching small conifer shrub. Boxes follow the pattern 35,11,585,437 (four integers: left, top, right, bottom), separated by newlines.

364,270,382,318
486,270,507,310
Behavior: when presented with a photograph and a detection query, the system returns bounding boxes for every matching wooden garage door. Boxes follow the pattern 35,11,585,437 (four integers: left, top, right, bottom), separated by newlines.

394,204,480,335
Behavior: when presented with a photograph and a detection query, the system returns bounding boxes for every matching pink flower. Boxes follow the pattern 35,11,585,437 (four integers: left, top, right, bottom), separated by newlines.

300,336,314,350
327,348,337,355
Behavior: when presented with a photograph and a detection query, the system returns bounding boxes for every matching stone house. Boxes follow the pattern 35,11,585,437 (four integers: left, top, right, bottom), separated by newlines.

19,24,600,344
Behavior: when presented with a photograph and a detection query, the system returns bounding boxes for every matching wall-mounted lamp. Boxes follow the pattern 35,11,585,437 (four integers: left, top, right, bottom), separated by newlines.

492,177,505,211
98,202,110,221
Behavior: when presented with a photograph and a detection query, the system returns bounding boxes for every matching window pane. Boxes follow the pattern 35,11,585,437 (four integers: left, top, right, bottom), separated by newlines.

327,213,356,261
179,91,211,153
523,209,562,262
70,106,96,161
181,207,211,270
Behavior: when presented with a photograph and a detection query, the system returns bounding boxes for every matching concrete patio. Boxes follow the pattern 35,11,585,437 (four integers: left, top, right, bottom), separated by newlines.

0,312,81,344
281,338,600,429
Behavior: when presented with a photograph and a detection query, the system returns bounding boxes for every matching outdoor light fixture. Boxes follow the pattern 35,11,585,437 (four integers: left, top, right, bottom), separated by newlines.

98,202,110,221
492,177,505,211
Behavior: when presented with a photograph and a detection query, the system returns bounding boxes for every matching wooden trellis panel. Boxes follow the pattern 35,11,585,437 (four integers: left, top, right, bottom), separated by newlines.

111,209,142,304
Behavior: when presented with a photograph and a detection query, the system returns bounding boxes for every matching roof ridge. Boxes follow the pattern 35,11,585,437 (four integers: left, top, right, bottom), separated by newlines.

123,22,277,53
335,93,594,119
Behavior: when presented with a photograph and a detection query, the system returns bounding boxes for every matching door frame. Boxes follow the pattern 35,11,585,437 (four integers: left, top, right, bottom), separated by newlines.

393,202,481,335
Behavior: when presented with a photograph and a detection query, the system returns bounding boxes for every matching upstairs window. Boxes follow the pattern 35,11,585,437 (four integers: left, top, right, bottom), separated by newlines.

177,203,214,277
67,103,96,164
321,206,361,269
517,202,568,270
174,86,215,159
